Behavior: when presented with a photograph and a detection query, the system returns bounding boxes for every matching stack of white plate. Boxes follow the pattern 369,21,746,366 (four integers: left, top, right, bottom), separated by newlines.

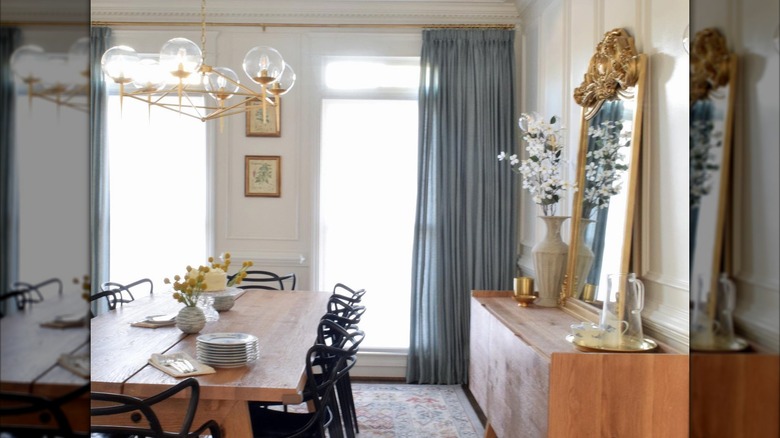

196,332,260,368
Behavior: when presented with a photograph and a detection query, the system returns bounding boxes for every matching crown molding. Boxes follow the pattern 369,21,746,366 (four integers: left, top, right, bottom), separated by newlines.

1,1,88,24
90,0,521,26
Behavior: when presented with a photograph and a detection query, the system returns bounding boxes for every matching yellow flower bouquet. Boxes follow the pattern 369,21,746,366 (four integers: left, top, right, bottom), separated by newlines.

208,252,253,287
164,266,209,307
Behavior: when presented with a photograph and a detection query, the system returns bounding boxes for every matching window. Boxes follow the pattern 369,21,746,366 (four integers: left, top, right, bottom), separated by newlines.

106,95,208,287
318,57,419,351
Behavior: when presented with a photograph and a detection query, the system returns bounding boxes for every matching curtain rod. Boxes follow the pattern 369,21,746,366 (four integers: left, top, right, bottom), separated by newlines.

90,21,516,30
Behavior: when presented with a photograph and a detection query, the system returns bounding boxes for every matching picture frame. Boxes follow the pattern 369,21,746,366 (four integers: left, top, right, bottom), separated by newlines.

245,155,281,197
245,99,281,137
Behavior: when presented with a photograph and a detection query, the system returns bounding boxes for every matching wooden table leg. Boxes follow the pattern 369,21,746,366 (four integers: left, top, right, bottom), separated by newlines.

219,401,252,437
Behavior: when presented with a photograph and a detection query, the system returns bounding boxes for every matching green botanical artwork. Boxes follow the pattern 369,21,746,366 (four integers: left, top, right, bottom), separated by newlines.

254,162,273,185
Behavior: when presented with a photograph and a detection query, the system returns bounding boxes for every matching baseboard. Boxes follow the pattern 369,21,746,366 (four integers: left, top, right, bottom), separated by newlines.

352,350,407,379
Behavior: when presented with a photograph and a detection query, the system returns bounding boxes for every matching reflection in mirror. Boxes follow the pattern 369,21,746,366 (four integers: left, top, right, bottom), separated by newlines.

688,28,739,350
575,100,634,302
564,28,647,306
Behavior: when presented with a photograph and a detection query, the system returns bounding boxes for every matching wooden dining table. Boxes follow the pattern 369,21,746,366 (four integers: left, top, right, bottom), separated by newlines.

0,289,90,433
90,289,332,437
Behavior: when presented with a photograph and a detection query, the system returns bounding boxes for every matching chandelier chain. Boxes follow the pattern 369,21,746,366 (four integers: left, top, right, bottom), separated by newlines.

200,0,207,64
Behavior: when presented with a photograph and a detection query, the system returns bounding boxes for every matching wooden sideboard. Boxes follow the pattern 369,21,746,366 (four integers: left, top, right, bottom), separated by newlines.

468,290,688,438
690,353,779,437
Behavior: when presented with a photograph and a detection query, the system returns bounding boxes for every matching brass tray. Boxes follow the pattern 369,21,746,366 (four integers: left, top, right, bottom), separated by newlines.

690,336,749,352
565,334,659,353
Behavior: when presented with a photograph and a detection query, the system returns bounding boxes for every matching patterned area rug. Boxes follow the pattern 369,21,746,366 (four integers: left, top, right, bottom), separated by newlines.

349,383,483,438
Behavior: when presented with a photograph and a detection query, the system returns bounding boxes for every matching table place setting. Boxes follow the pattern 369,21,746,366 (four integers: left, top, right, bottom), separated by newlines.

40,312,89,329
149,352,216,377
131,313,178,329
57,352,90,378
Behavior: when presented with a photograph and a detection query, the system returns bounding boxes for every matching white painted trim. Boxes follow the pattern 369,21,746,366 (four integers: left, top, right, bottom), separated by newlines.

351,351,408,379
641,270,689,291
90,1,522,25
223,251,308,266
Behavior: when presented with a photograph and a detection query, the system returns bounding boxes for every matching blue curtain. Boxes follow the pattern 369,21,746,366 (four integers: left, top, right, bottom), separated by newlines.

407,29,518,384
90,27,111,305
1,27,21,301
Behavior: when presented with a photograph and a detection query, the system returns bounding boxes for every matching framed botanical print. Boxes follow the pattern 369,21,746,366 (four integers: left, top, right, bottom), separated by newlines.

245,155,281,197
246,99,281,137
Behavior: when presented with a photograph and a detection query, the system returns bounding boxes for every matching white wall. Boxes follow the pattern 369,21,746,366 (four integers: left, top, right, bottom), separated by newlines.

693,0,780,352
516,0,691,349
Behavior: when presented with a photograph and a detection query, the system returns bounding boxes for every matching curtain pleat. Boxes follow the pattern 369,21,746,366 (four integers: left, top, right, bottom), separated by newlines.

407,29,518,384
90,27,111,307
1,27,21,306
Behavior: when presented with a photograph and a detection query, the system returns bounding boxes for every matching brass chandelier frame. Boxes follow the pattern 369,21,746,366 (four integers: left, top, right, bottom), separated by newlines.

111,0,282,125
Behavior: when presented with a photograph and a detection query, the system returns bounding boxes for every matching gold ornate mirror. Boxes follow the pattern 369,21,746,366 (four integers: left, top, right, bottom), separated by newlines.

688,28,737,345
564,28,647,305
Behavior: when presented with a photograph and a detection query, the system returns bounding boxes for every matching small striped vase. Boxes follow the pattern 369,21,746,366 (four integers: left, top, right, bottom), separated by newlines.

176,306,206,334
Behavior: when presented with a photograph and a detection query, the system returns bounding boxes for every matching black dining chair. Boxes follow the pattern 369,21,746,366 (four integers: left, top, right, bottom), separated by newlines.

331,283,366,305
0,278,65,317
0,383,89,437
315,320,365,438
100,277,154,303
89,290,121,317
1,288,35,317
251,319,365,438
326,295,366,322
232,270,297,291
90,377,221,438
11,277,62,301
248,344,350,438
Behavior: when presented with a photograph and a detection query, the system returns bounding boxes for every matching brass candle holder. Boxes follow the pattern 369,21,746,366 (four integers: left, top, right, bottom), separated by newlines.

513,277,538,307
582,283,597,303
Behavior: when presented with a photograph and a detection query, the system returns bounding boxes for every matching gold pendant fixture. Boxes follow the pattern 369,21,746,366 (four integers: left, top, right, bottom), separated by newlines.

10,38,90,113
99,0,295,126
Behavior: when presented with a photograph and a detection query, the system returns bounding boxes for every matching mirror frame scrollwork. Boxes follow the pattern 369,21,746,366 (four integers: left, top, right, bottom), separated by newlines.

562,28,647,307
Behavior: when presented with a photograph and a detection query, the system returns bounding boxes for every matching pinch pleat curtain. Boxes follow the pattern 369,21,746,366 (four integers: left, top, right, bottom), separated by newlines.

1,27,21,306
90,27,111,309
407,29,518,384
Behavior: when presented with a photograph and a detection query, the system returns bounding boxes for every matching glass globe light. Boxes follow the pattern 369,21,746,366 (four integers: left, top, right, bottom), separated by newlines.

242,46,284,85
267,63,296,96
205,67,240,101
159,38,202,79
101,45,139,84
39,54,68,90
10,45,45,83
68,37,90,78
131,58,166,92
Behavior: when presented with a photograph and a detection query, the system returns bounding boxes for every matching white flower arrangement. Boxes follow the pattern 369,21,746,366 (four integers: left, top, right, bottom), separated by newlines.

581,120,632,218
498,112,575,216
689,118,721,209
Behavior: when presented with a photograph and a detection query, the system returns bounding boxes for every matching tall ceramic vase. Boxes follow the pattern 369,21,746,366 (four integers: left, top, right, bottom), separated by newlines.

574,219,596,299
532,216,570,307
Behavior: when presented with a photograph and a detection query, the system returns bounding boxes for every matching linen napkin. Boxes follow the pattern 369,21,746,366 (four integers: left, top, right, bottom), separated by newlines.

149,352,216,378
58,353,90,379
40,313,88,329
131,313,177,329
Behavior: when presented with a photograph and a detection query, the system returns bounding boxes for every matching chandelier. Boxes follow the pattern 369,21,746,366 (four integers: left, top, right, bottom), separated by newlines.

99,0,295,127
10,38,90,113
